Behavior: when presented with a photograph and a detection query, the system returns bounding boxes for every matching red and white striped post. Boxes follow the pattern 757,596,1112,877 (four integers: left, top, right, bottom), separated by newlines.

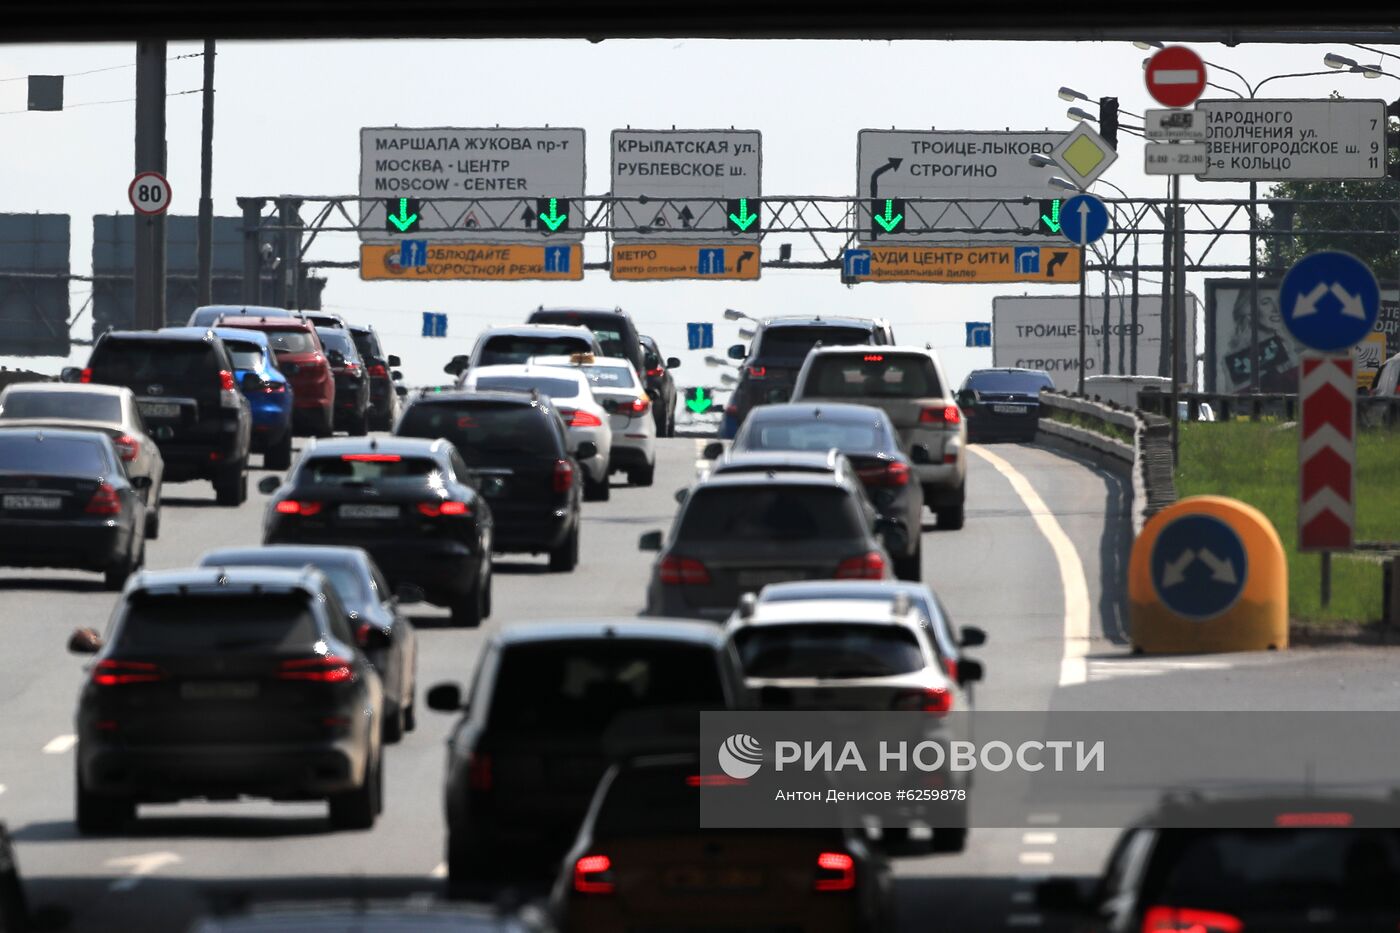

1299,352,1356,605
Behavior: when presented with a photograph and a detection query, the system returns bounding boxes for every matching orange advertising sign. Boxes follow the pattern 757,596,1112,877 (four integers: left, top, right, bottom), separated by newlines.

611,244,760,281
842,244,1081,283
359,243,582,281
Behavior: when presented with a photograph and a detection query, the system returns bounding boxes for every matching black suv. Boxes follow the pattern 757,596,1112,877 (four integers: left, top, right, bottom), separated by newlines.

70,328,252,505
395,388,585,572
527,307,646,378
722,316,896,438
67,566,387,833
639,334,680,438
957,367,1053,443
348,323,404,431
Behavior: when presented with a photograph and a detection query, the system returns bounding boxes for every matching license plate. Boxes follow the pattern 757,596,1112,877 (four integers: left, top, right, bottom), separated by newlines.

139,401,180,419
180,681,259,700
664,866,764,891
737,569,806,587
2,494,60,510
338,504,400,520
992,404,1029,414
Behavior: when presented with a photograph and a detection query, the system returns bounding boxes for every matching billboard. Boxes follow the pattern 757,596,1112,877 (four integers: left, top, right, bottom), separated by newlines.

0,213,71,356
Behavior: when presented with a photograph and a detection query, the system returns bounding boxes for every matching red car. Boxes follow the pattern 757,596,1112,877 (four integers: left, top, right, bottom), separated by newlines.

219,315,335,437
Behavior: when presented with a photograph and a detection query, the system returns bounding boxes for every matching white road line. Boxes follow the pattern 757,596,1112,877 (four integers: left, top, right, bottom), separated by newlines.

429,862,447,879
42,734,77,754
105,851,182,893
0,784,6,796
1026,812,1062,825
1018,851,1055,866
1006,914,1044,927
970,446,1092,687
1022,831,1058,846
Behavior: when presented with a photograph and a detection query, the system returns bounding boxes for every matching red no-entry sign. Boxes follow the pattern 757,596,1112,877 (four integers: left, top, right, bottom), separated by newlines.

1145,46,1207,108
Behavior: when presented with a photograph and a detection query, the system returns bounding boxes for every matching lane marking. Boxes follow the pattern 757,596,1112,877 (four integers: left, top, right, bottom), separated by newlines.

42,734,77,754
429,862,447,879
1022,831,1058,846
1026,812,1062,825
1018,851,1055,866
105,851,182,893
970,446,1092,687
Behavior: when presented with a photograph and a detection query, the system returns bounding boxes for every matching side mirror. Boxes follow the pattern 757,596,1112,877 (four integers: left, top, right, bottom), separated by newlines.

394,583,424,606
576,440,598,460
395,385,408,398
240,372,264,394
702,441,723,460
956,389,974,407
727,344,746,360
60,366,82,383
959,625,987,647
674,488,689,505
443,355,469,377
391,370,403,381
68,627,103,653
956,658,984,685
638,530,664,551
356,623,392,651
1035,878,1087,912
257,475,282,495
387,354,402,367
426,682,464,712
666,357,682,369
910,444,931,465
129,475,152,491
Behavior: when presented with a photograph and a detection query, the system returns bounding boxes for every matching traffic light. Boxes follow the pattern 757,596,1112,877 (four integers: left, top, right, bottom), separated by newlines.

383,197,421,234
726,198,761,233
1036,198,1063,234
869,197,905,237
1099,97,1119,150
533,197,570,232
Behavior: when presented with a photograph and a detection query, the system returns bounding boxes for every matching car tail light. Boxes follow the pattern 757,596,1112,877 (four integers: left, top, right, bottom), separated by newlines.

113,434,140,462
746,365,767,378
275,500,323,516
418,500,471,517
724,404,738,415
646,367,663,377
84,482,122,515
79,367,93,384
467,751,493,792
369,363,389,379
858,461,909,487
813,851,856,892
262,380,286,393
560,408,603,428
343,453,401,462
573,854,615,895
891,687,953,714
619,396,650,415
1140,906,1243,933
919,406,961,425
943,452,958,465
686,774,748,786
553,459,574,493
344,361,361,376
659,555,711,585
836,551,886,579
218,369,240,407
277,656,354,683
863,354,885,362
91,659,165,686
1275,811,1353,827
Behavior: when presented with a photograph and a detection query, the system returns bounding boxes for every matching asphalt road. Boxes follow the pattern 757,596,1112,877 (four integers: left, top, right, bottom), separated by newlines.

0,435,1390,931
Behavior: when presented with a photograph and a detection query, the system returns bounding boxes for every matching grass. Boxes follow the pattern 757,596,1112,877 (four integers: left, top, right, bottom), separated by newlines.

1175,422,1400,625
1047,408,1135,445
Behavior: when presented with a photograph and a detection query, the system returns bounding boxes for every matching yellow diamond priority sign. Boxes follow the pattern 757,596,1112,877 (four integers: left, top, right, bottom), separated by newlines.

1051,123,1118,189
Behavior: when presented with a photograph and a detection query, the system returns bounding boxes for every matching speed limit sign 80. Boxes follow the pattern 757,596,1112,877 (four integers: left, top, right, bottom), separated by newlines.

128,171,172,216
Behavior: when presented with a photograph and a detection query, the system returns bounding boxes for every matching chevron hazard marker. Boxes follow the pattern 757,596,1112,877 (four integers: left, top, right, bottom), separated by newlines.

1299,352,1355,552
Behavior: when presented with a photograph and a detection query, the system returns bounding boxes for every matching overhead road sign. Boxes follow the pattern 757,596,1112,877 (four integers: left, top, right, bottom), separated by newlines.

358,127,585,243
1145,46,1206,108
855,130,1061,245
1279,250,1380,352
1299,353,1356,553
965,322,991,348
1144,108,1208,141
1194,99,1387,181
359,243,582,281
842,244,1080,284
1145,142,1209,175
611,129,761,242
611,244,760,281
129,172,171,216
1049,123,1118,190
1058,194,1108,246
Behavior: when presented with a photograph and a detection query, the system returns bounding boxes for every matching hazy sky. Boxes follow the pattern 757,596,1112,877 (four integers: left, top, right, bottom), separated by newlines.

2,37,1396,384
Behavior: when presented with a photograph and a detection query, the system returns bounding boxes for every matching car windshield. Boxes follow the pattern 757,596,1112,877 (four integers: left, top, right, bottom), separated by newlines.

89,340,219,383
263,330,317,354
0,434,109,475
965,371,1053,394
677,486,863,541
473,375,580,399
758,325,873,361
804,353,942,399
299,454,443,486
581,365,635,388
734,623,925,678
738,416,888,453
316,330,360,360
199,555,371,606
223,341,264,372
396,401,563,463
478,336,592,366
1,391,121,423
349,330,380,361
116,593,320,653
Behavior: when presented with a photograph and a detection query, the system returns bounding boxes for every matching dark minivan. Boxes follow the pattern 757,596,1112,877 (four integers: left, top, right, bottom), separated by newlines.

527,307,645,379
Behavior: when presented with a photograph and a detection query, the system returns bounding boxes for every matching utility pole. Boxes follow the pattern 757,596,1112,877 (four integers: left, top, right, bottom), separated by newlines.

1248,179,1260,393
1130,231,1140,374
1157,181,1173,382
196,40,216,307
1102,263,1112,376
1170,175,1186,459
133,41,167,330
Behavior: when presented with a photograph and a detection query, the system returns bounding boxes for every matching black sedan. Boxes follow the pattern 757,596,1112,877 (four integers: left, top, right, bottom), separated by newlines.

196,545,420,743
0,427,149,589
316,327,371,436
639,334,680,438
259,436,494,627
711,403,928,580
956,368,1053,442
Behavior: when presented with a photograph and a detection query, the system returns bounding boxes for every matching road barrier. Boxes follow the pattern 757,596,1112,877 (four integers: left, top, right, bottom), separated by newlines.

1134,389,1400,429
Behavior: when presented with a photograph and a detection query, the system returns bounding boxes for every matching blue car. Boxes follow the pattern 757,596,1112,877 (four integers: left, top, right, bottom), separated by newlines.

214,327,294,469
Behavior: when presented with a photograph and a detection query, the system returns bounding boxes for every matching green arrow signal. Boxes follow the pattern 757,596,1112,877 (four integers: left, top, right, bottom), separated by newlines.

388,198,418,232
873,199,903,233
685,387,713,413
539,197,567,231
728,198,757,231
1040,199,1062,233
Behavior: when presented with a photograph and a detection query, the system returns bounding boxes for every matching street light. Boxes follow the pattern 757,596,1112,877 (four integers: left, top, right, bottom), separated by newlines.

1067,106,1095,123
1323,52,1385,78
1029,153,1054,169
738,326,756,339
1058,86,1090,102
705,355,736,368
1133,40,1164,50
719,372,739,386
1048,176,1082,193
722,308,753,322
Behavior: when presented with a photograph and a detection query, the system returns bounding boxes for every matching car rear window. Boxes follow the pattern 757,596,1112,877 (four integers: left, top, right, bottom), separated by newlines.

593,766,704,838
262,330,317,354
349,329,381,362
478,335,592,366
199,555,371,606
397,401,564,463
582,366,635,388
734,623,924,678
0,434,110,475
487,641,725,733
316,329,360,360
965,371,1053,394
739,416,888,453
757,325,874,361
804,353,942,399
677,485,864,542
300,454,443,485
223,341,264,372
89,340,220,383
1,391,122,423
473,375,580,399
116,593,321,652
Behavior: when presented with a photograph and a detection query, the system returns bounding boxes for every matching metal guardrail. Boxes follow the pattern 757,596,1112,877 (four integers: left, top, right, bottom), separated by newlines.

1133,390,1400,428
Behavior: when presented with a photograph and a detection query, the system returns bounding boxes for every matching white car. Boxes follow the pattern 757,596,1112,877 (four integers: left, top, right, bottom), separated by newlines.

444,323,602,385
460,363,614,501
530,354,656,487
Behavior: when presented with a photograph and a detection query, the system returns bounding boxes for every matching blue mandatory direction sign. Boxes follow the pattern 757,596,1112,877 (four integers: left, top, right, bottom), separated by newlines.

400,239,428,269
1058,194,1109,246
1149,513,1249,620
687,322,714,350
1278,249,1380,352
966,322,991,348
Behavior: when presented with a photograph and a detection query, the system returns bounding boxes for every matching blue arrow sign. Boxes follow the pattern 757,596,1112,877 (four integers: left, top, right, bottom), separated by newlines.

1279,250,1380,352
1150,513,1249,620
966,322,991,347
687,322,714,350
1058,194,1108,246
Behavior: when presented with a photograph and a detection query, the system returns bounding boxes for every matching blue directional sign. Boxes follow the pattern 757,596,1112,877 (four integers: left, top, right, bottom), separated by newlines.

966,322,991,348
421,312,447,338
843,249,872,278
544,245,571,274
698,249,726,275
1149,513,1248,620
687,322,714,351
1278,250,1380,352
1059,194,1108,246
400,239,427,269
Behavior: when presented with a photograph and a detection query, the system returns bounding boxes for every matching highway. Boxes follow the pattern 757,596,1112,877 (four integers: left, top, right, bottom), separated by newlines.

0,433,1388,930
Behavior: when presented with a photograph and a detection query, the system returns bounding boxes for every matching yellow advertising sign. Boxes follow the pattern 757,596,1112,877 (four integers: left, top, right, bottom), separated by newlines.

611,244,760,281
841,244,1081,284
359,243,582,281
1358,331,1388,390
